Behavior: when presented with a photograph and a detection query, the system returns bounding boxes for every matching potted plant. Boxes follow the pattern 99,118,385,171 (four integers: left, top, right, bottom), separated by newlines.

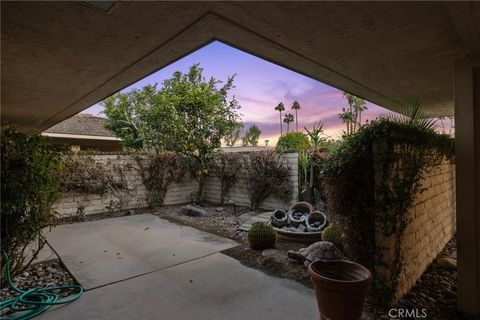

308,260,372,320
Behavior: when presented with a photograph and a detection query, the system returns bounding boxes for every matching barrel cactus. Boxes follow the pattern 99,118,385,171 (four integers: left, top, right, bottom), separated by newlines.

248,222,276,250
321,224,343,249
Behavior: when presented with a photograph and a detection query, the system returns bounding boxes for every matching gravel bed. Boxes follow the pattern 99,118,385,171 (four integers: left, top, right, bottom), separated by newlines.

369,237,459,320
154,203,252,242
155,204,313,287
56,207,150,224
0,259,78,302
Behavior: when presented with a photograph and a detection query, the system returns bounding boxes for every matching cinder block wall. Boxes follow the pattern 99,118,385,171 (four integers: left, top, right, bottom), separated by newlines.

54,152,298,217
53,154,197,216
375,159,456,300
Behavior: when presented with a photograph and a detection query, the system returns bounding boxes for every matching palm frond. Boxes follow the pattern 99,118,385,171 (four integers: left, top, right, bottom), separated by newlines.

382,101,437,130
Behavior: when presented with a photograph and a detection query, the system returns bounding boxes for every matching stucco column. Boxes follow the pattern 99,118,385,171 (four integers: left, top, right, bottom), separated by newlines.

455,55,480,317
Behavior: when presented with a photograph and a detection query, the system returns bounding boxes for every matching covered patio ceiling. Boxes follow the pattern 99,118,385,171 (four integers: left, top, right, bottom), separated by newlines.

1,1,478,132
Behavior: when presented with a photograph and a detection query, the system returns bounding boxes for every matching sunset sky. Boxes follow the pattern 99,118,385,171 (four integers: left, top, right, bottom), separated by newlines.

84,41,401,145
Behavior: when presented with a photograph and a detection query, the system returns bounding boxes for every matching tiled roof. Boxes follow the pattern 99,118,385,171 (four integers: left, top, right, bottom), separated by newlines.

44,113,114,137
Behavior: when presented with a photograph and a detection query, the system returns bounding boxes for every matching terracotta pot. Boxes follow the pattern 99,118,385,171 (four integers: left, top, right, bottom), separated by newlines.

288,201,314,214
308,260,372,320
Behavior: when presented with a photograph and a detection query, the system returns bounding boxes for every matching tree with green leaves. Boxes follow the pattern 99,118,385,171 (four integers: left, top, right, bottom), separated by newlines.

1,128,63,281
276,132,311,153
103,85,155,150
103,64,241,200
283,113,294,133
291,101,301,132
275,102,285,136
242,125,262,146
224,122,244,147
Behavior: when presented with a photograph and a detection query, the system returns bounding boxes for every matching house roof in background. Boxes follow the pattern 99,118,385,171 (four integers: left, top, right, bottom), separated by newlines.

44,113,114,137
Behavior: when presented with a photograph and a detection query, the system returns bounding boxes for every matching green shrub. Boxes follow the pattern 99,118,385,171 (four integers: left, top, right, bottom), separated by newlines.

276,132,311,153
248,222,276,250
320,117,454,303
1,127,63,281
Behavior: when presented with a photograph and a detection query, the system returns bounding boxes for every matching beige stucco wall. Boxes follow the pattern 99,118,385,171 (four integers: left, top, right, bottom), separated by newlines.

54,152,298,217
375,159,456,300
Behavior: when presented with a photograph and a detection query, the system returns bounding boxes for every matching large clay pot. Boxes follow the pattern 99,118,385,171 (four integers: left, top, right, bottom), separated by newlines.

288,201,313,226
308,260,372,320
288,201,314,214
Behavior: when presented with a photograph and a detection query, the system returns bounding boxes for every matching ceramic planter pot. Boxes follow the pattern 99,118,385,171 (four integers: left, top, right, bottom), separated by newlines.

308,260,372,320
270,209,289,227
305,210,328,232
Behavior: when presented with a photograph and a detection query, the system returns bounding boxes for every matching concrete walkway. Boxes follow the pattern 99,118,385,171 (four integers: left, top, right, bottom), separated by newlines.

45,214,237,289
41,214,318,320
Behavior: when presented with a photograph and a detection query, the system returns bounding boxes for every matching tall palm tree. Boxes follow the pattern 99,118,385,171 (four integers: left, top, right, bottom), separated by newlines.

283,113,294,133
291,101,301,132
353,96,367,127
275,102,285,135
341,92,367,133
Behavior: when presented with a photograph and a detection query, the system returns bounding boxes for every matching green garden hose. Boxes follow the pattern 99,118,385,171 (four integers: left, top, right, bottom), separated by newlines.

0,252,83,320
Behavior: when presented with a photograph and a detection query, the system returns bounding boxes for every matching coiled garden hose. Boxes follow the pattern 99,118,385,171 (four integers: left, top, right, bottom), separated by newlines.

0,252,83,320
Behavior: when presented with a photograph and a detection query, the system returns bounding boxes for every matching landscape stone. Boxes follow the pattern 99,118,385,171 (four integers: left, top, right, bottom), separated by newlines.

261,249,277,257
180,205,207,217
436,256,457,269
238,213,253,225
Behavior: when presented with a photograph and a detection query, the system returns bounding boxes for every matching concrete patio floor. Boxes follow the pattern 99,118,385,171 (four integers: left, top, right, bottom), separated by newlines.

45,214,238,289
41,214,318,319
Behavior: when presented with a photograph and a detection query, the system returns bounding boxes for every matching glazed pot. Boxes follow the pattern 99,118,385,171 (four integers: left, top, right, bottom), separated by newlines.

270,209,289,227
308,260,372,320
305,211,328,232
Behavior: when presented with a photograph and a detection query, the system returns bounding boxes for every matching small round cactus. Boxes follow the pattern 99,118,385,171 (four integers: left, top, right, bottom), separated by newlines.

248,222,276,250
321,224,343,249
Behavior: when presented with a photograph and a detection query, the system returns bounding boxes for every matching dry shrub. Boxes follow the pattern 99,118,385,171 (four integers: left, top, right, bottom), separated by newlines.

211,152,242,204
60,153,126,195
136,152,187,207
243,151,292,210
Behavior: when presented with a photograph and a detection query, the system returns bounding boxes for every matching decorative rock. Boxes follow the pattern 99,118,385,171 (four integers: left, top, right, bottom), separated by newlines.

215,207,225,213
436,256,457,269
238,213,253,224
261,249,277,257
180,205,206,217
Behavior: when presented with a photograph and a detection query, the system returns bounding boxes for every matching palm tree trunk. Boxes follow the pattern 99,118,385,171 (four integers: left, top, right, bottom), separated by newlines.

279,112,283,136
295,110,298,132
